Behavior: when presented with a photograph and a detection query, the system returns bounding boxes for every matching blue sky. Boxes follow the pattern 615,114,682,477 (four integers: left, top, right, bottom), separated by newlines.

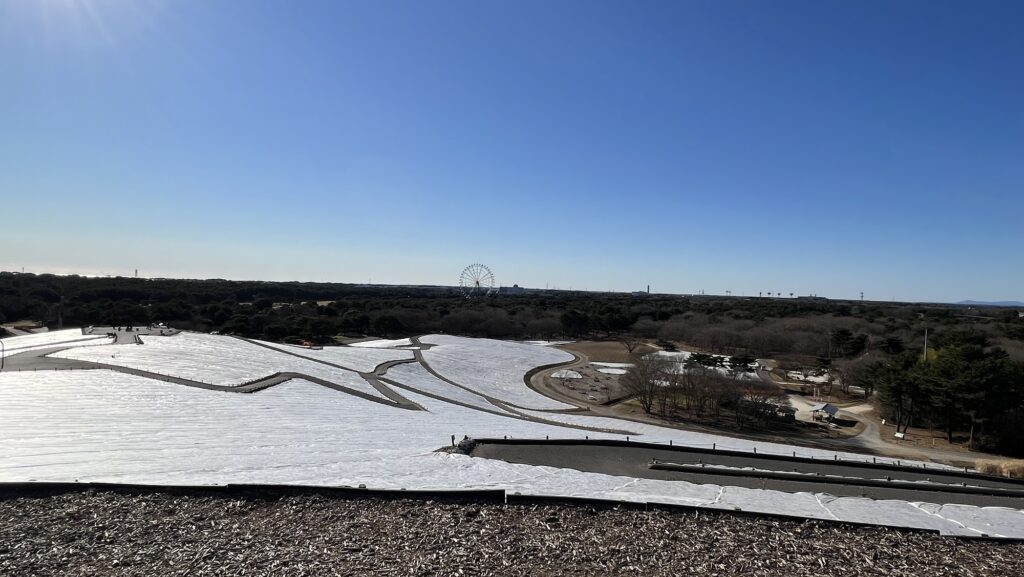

1,0,1021,302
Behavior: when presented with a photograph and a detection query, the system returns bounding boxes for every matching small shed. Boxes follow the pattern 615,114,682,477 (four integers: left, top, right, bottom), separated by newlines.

810,402,839,422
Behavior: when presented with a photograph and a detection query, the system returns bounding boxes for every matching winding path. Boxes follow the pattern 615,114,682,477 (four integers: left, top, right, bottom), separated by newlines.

0,335,636,434
1,342,422,411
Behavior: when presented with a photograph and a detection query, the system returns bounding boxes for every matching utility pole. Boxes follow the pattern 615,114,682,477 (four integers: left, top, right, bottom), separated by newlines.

57,284,65,331
923,327,929,362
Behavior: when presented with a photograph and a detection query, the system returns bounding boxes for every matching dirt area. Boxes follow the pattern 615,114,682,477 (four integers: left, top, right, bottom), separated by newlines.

877,419,982,455
609,398,840,441
1,490,1021,576
544,362,629,405
559,340,655,363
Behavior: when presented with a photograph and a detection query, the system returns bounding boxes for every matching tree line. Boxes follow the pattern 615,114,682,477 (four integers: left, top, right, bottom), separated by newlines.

621,354,790,431
847,331,1024,455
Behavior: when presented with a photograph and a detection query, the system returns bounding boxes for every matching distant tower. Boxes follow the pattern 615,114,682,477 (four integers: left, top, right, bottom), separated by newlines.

135,268,138,278
647,284,650,294
860,291,864,301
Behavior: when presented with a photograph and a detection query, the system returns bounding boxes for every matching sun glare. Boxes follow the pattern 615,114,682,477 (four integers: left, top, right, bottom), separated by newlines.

10,0,163,47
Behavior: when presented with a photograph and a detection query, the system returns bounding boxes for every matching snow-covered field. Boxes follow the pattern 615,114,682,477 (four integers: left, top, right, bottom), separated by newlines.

348,338,413,349
385,362,499,413
1,329,111,357
49,332,396,399
253,339,414,371
0,331,1022,538
420,335,575,410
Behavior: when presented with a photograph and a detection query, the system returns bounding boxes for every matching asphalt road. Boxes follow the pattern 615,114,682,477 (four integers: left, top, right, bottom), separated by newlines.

470,440,1024,508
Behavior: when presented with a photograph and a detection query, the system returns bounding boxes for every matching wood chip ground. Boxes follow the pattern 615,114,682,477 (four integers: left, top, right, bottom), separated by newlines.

0,491,1021,576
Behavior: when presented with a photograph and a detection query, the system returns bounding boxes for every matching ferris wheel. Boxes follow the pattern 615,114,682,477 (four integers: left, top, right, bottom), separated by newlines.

459,263,497,297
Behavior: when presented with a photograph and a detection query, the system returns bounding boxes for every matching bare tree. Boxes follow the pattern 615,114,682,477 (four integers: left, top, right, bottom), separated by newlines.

621,355,667,414
621,335,643,355
738,381,788,429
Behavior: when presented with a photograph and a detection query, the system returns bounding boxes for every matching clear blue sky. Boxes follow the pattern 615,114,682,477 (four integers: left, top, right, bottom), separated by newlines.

1,0,1021,302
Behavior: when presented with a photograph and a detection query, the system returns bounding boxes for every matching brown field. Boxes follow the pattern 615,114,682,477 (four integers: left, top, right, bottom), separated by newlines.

560,340,656,363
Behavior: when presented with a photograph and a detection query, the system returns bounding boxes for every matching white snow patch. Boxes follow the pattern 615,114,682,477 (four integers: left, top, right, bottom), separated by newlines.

817,495,964,533
917,503,1024,538
349,338,413,349
596,368,628,375
551,369,583,379
1,329,110,356
523,340,574,347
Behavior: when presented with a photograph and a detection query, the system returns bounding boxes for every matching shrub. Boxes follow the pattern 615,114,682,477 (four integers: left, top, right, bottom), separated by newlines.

975,459,1024,478
976,460,1003,476
1000,460,1024,479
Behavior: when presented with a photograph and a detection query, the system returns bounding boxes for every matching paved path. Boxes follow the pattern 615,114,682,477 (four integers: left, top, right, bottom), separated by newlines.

0,342,421,411
470,440,1024,508
1,336,626,433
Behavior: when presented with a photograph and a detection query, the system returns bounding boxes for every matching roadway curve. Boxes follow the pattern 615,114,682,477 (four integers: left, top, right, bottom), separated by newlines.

1,344,422,411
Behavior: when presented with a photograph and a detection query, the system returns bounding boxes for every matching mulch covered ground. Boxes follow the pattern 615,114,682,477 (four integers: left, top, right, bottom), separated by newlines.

0,490,1021,576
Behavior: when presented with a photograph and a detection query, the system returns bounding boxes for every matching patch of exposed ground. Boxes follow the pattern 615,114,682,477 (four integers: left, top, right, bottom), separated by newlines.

559,341,656,363
0,491,1021,576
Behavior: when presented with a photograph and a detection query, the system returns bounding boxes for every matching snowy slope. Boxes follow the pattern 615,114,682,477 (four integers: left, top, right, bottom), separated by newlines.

49,332,388,398
385,362,498,413
420,334,574,410
255,340,414,370
1,329,110,357
0,369,1018,537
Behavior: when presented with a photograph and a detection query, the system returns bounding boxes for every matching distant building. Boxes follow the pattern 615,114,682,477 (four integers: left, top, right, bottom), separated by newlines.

631,284,651,298
500,284,527,295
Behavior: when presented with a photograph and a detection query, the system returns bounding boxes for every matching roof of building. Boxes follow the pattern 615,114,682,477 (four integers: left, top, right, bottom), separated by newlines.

809,403,839,415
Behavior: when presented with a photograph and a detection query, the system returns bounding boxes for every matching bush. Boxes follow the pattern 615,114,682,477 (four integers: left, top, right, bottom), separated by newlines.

976,460,1002,476
976,459,1024,478
1001,460,1024,479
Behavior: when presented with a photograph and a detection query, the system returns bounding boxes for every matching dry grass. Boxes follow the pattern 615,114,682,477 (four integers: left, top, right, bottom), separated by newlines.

1001,461,1024,479
560,341,656,363
976,459,1024,478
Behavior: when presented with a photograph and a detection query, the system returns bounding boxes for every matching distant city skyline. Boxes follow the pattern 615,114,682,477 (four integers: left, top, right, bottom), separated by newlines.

2,1,1022,303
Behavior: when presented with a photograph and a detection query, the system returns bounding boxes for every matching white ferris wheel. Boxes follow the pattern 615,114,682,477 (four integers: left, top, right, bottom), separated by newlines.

459,263,497,297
